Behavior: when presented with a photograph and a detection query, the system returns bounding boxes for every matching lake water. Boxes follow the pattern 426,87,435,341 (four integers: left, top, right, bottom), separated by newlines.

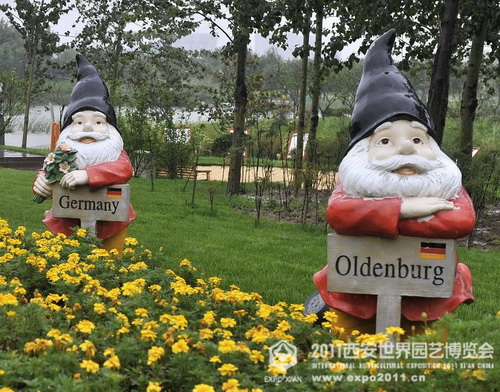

3,106,210,149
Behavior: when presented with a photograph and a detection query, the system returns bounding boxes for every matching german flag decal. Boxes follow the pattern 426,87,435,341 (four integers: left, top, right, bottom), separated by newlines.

106,187,122,199
420,242,446,260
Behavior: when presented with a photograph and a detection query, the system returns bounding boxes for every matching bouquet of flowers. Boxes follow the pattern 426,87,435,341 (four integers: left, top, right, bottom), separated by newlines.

33,144,79,203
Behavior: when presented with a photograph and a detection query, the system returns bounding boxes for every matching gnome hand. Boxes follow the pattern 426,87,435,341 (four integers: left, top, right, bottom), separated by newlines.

33,173,52,198
400,197,454,219
60,170,89,190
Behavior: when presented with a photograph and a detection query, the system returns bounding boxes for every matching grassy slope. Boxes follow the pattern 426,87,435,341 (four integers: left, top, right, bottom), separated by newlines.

0,167,498,318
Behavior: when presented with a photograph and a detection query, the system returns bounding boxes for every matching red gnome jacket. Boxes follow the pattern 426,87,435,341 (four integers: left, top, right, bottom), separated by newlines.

41,150,136,240
314,184,476,321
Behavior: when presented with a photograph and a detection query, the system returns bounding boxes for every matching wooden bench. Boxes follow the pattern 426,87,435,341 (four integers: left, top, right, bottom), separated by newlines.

157,167,211,180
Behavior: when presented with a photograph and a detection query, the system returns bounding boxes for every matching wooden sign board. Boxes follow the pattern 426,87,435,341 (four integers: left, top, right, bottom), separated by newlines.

327,234,456,334
327,234,456,298
52,184,130,235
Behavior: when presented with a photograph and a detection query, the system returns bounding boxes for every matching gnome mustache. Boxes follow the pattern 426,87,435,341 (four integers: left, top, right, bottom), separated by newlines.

368,154,445,174
67,131,109,142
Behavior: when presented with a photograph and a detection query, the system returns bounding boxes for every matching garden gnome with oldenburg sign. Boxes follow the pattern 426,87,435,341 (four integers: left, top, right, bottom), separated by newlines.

313,29,476,334
33,54,135,251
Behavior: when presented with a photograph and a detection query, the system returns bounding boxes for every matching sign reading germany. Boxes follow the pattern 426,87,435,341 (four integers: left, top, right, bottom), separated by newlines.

327,234,456,298
52,184,130,234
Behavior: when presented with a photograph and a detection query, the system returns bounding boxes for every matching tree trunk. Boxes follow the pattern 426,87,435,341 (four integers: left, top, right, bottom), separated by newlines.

21,55,37,149
307,4,324,167
458,17,489,169
227,36,248,196
296,26,310,170
427,0,459,145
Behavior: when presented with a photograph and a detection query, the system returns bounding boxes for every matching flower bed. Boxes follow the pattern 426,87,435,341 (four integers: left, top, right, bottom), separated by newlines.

0,218,496,391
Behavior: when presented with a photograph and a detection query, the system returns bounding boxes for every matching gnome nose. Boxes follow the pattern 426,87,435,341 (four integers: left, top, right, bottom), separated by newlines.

83,121,93,132
398,140,416,155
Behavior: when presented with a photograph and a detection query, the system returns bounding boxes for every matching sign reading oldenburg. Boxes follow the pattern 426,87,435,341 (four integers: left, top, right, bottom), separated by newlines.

327,234,455,298
52,184,130,234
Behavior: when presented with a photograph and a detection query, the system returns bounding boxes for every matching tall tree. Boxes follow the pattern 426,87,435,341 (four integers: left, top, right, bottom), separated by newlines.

306,0,326,167
0,0,70,148
427,0,459,145
191,0,280,195
458,0,499,166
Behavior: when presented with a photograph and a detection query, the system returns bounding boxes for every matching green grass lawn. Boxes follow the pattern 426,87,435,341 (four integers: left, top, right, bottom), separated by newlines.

1,167,498,320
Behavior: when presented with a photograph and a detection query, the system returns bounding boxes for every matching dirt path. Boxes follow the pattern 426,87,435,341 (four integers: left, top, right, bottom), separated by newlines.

196,165,337,190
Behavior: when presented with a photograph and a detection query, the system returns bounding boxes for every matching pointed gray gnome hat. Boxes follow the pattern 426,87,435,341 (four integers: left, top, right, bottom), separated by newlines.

347,29,436,151
62,54,118,131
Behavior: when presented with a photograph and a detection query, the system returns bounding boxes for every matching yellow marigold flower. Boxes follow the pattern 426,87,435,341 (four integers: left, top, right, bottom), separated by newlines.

147,346,165,365
202,311,217,327
6,311,15,317
146,382,162,392
0,293,18,306
0,369,5,375
75,320,96,334
132,318,144,326
124,237,138,246
249,350,265,364
199,328,214,340
104,348,116,357
218,363,238,377
79,340,97,358
135,307,149,317
324,310,338,323
52,333,73,349
208,277,222,286
277,320,291,332
329,362,347,372
76,228,87,237
121,279,146,296
149,284,162,292
220,317,237,328
24,338,53,354
267,365,286,376
218,339,238,354
179,259,191,267
472,369,486,381
128,261,148,272
117,327,130,335
172,339,189,354
209,355,221,363
93,303,106,315
222,379,239,391
0,387,14,392
303,314,318,324
103,355,121,370
143,320,160,330
386,327,405,335
141,329,157,342
80,359,99,374
233,309,247,318
192,385,215,392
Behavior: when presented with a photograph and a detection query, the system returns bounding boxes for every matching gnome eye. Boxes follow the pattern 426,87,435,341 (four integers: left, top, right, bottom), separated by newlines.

379,138,391,145
412,137,423,144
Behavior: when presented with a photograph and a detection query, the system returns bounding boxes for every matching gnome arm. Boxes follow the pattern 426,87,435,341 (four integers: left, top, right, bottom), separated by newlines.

326,184,402,237
86,150,133,191
398,187,476,239
327,185,476,239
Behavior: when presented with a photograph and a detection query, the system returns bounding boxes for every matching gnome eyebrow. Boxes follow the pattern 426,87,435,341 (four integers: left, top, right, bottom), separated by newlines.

373,122,393,134
410,121,428,132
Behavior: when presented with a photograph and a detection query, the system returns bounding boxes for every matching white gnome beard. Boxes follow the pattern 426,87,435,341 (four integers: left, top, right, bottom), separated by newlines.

57,125,123,169
339,138,462,200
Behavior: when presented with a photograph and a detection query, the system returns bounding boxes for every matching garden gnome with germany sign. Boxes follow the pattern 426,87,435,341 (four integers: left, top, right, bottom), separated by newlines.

33,54,135,252
309,29,476,334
